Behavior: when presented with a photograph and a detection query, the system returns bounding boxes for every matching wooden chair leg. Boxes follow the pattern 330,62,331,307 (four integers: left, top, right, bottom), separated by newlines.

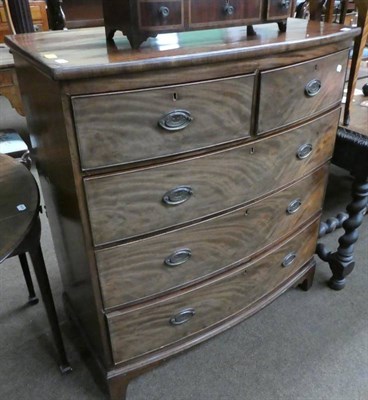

316,176,368,290
18,253,39,305
29,243,72,374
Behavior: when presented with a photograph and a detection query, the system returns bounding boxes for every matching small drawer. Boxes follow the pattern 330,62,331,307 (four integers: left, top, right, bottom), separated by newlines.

137,0,184,30
258,50,348,134
189,0,262,27
84,108,338,246
30,5,43,21
72,75,254,170
106,219,319,365
96,166,327,309
267,0,292,20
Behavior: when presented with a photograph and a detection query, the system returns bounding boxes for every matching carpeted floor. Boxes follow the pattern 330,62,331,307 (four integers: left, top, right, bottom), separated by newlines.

0,93,367,400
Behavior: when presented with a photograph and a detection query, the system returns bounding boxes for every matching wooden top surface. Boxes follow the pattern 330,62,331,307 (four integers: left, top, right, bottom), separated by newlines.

4,18,360,80
0,155,39,263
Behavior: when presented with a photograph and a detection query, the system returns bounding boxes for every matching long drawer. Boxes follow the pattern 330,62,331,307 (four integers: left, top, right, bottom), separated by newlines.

85,109,338,246
72,75,254,170
107,218,319,365
96,166,327,309
258,50,348,134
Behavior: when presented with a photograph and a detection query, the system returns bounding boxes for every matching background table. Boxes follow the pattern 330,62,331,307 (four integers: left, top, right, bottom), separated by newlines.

0,153,71,373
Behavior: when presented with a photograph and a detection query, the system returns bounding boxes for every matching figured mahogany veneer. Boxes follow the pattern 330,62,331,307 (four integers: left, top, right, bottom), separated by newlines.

258,49,349,134
72,74,254,170
108,218,320,365
96,167,327,309
5,19,359,400
85,109,338,246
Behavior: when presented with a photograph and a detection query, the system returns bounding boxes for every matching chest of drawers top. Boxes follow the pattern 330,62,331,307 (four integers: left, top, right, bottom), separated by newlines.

5,18,358,84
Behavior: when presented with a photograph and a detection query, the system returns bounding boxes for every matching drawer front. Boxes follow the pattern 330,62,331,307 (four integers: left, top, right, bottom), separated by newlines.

189,0,262,27
258,50,348,134
72,75,254,170
267,0,292,19
138,0,184,30
85,109,338,246
107,219,319,364
96,166,327,309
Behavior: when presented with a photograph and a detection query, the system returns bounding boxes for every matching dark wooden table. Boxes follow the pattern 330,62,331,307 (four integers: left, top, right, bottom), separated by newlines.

0,153,38,262
0,153,71,373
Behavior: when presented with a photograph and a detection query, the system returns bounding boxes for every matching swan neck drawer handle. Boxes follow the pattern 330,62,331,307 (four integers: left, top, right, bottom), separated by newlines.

158,110,193,131
164,248,192,267
162,185,193,205
170,308,196,325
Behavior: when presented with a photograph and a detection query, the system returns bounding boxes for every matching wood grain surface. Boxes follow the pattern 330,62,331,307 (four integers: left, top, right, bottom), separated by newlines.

7,19,358,399
72,75,254,170
4,20,360,81
85,109,338,246
96,166,327,309
258,49,349,133
107,218,319,365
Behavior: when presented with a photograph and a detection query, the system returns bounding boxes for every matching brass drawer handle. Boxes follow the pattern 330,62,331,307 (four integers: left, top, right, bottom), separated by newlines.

305,79,322,97
170,308,196,325
162,185,193,206
282,252,297,268
159,6,170,18
287,198,302,214
158,110,193,131
223,3,235,15
164,248,192,267
296,143,313,160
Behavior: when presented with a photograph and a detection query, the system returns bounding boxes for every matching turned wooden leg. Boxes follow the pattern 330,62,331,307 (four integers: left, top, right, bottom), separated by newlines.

45,0,66,30
29,243,72,373
316,177,368,290
108,374,130,400
19,253,39,305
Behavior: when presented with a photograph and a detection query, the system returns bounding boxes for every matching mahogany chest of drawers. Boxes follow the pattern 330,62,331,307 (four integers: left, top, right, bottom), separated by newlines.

5,19,359,400
103,0,292,47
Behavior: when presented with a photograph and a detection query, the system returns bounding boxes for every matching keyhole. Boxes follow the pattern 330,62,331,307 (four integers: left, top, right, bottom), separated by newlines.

315,64,318,71
250,147,255,155
173,92,178,101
